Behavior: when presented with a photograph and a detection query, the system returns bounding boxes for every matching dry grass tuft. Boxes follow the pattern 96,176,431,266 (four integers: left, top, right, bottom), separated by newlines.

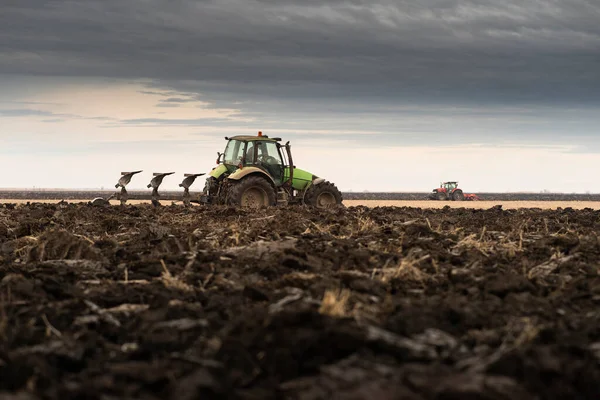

395,255,431,281
10,236,39,259
513,319,541,347
502,317,541,348
453,227,520,259
375,253,431,283
356,216,377,234
319,288,351,318
20,230,103,262
160,259,194,292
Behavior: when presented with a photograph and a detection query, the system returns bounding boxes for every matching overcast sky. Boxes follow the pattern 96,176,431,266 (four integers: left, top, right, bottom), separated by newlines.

1,0,599,192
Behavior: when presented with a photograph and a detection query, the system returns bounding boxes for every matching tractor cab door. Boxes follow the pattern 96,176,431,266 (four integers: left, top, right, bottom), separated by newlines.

252,141,285,185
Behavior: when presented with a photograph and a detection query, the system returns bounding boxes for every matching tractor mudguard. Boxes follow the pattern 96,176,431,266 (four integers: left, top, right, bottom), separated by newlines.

299,176,325,198
227,167,276,185
301,177,325,192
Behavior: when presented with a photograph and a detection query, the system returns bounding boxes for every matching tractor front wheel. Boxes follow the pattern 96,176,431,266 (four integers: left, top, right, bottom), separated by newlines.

452,189,464,201
304,181,343,208
437,191,447,201
228,176,276,208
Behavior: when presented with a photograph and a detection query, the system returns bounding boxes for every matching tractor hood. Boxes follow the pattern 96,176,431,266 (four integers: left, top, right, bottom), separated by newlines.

284,167,315,191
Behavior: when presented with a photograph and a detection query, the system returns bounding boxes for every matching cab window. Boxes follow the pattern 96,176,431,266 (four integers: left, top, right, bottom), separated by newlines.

223,140,246,165
258,142,283,165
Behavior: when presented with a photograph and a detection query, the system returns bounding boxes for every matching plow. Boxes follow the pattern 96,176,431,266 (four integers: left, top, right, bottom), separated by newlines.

463,193,481,201
92,131,343,209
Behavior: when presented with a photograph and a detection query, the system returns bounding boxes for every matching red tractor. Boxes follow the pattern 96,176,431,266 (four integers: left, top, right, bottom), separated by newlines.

429,181,479,201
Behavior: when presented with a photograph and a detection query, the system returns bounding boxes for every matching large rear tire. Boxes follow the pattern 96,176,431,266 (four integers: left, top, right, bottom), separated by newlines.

452,189,464,201
228,176,276,208
304,181,343,208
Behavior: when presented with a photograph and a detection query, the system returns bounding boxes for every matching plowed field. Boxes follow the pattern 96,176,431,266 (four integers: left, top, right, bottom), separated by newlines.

1,203,599,399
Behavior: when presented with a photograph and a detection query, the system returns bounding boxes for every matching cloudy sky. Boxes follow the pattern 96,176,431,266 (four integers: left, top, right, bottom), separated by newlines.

1,0,599,192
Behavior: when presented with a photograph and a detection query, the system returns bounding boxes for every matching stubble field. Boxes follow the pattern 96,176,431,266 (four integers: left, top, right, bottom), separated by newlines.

0,202,599,399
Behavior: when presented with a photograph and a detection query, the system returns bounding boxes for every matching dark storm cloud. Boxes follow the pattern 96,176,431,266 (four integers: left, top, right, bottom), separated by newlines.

2,0,600,152
0,100,61,106
155,103,181,108
137,90,175,96
0,107,120,121
0,109,57,117
1,0,599,104
160,98,197,103
116,117,249,126
154,96,198,107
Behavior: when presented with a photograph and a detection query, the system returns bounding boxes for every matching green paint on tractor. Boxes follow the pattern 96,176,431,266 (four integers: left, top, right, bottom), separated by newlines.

284,167,314,190
209,164,228,179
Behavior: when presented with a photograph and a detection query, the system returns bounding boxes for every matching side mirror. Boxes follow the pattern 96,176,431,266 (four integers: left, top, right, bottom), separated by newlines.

216,152,222,164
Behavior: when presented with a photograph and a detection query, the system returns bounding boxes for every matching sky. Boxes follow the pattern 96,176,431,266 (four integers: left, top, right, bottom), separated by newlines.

1,0,599,192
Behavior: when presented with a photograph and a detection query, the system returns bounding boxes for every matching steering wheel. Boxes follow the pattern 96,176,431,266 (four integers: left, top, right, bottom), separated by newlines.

258,155,279,165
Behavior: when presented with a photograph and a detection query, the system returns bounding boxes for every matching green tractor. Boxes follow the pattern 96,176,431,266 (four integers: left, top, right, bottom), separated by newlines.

199,132,343,208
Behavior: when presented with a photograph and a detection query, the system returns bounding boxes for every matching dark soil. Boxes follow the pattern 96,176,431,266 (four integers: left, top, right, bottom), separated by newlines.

0,203,599,399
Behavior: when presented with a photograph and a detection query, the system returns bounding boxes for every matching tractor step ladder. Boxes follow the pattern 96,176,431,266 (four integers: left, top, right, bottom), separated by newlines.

277,190,289,206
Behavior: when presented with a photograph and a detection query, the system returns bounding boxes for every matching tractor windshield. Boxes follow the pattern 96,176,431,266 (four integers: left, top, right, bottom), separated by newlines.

223,140,246,166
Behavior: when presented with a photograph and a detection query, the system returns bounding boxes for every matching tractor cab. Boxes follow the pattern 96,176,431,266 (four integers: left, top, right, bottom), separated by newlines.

221,132,287,185
441,181,458,192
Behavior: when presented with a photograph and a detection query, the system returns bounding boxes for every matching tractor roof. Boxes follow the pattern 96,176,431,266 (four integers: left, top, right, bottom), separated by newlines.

228,135,277,142
227,133,281,142
443,181,458,184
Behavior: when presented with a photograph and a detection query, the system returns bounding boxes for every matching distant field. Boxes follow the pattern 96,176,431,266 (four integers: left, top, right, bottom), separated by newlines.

342,192,600,202
343,200,600,209
2,198,600,209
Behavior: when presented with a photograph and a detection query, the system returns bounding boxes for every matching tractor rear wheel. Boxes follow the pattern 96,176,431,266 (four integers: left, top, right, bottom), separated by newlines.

437,191,447,201
304,181,343,208
228,176,276,208
452,189,464,201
